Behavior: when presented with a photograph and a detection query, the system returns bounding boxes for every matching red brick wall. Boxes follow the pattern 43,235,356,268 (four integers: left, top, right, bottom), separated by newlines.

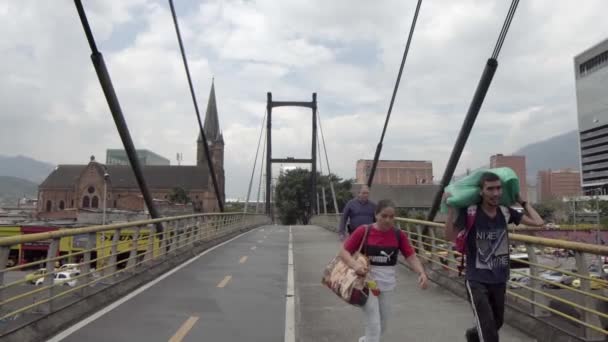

356,160,433,185
490,154,527,201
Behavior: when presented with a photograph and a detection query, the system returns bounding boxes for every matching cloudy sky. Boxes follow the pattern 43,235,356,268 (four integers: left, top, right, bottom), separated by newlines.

1,0,607,199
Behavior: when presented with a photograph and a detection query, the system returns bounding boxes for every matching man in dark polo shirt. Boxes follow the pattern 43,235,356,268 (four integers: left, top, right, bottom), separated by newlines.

338,185,376,240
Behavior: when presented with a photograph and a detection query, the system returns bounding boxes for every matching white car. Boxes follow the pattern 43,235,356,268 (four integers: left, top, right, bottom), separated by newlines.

540,271,566,288
58,263,80,272
35,271,80,287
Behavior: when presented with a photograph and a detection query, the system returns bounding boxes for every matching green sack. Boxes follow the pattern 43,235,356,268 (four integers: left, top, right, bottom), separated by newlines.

440,167,520,213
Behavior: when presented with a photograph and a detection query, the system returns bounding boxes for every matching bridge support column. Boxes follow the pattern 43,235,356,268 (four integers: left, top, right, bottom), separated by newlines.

575,251,605,341
40,238,60,314
526,243,550,318
0,247,10,313
126,227,140,272
107,228,120,278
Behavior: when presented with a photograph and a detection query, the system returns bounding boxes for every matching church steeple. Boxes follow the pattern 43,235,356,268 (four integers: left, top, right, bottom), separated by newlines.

197,80,225,208
198,79,222,144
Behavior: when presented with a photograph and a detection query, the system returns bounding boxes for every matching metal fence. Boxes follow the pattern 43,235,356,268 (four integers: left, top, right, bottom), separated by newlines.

312,214,608,341
0,213,269,331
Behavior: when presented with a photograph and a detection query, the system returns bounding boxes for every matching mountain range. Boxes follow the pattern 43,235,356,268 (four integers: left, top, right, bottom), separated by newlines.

513,130,579,183
0,130,582,202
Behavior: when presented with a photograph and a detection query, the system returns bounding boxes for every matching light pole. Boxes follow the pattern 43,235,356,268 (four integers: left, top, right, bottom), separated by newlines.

103,171,109,225
102,171,110,268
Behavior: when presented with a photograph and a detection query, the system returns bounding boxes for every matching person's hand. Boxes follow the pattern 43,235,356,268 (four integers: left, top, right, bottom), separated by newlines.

354,262,368,276
442,192,452,204
418,272,429,290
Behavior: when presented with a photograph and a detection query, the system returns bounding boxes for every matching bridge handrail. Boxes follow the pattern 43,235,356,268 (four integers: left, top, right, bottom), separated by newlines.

0,212,270,337
395,217,608,256
311,213,608,339
0,212,254,247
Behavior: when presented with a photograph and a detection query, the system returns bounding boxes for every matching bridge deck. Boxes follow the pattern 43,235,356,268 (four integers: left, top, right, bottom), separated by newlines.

48,225,534,342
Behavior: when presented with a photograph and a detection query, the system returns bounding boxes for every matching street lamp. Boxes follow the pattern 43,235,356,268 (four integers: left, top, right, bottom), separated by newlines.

102,170,110,268
103,171,110,225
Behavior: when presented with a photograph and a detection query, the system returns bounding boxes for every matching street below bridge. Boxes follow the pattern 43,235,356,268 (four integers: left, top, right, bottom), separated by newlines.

46,225,533,342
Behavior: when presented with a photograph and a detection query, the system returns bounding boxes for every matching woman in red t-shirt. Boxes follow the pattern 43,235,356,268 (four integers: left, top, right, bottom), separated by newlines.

340,199,428,342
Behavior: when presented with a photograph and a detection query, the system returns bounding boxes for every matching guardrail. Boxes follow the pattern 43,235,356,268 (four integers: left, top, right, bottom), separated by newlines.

0,212,269,334
312,214,608,341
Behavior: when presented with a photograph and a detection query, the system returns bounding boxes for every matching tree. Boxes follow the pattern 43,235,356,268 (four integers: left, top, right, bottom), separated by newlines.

274,168,354,225
168,187,191,204
532,202,555,221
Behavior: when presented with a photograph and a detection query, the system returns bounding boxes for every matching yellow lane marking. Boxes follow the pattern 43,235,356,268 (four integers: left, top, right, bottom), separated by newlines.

168,316,199,342
217,275,232,288
239,256,248,264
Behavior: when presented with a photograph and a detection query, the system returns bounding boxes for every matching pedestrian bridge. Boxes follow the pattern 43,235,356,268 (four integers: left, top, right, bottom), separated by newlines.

0,213,606,342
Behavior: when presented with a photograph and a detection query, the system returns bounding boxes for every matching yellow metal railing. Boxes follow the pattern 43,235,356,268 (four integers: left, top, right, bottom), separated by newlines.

0,212,269,324
312,214,608,340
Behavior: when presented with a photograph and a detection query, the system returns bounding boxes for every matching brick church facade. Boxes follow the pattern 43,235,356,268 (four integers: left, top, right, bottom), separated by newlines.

37,82,225,219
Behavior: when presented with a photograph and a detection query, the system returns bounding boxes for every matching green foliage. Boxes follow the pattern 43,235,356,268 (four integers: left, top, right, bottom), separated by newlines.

168,187,191,204
274,168,353,225
532,202,555,220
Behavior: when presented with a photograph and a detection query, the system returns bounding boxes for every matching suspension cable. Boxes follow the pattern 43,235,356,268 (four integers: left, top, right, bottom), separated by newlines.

168,0,223,211
366,0,423,187
492,0,519,59
255,127,267,214
318,109,340,214
244,111,267,213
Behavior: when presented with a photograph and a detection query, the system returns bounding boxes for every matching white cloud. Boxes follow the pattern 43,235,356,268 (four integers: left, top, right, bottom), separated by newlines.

0,0,607,199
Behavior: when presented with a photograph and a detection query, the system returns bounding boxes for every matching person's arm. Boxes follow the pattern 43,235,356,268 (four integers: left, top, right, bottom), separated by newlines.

444,192,460,241
339,227,367,275
339,248,367,275
338,201,352,236
445,205,458,241
399,232,429,289
515,196,544,227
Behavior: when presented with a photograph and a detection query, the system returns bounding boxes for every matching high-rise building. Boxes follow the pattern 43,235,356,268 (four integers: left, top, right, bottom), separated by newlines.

106,149,170,166
490,154,527,200
537,169,582,202
575,38,608,194
356,160,433,186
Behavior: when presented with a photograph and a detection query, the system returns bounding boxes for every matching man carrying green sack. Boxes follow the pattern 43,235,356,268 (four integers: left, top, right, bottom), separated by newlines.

444,172,544,342
440,167,520,212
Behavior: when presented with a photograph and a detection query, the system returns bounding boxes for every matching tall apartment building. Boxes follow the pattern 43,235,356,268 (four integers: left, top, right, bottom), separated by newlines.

537,169,582,202
575,38,608,194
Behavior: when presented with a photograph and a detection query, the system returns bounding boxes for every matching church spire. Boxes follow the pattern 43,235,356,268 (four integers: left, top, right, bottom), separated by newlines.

200,79,221,143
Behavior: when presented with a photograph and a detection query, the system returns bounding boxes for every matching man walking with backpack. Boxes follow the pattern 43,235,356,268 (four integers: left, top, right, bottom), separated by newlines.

445,172,544,342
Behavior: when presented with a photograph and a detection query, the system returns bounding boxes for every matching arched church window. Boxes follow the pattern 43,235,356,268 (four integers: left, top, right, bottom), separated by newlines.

46,200,52,212
83,196,90,208
92,196,99,208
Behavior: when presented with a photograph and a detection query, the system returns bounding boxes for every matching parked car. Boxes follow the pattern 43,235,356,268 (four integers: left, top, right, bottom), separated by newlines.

35,271,80,287
24,269,47,284
540,271,567,288
58,263,80,272
509,276,531,289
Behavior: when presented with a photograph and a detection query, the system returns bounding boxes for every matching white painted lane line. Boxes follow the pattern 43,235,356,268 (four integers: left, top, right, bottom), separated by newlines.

285,226,295,342
239,256,248,264
46,226,262,342
251,246,257,251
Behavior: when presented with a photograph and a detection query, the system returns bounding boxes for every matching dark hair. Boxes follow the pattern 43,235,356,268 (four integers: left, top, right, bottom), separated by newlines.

479,172,500,188
375,199,396,214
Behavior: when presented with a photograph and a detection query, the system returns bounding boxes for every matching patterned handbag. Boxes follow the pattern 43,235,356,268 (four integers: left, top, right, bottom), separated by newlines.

322,226,370,307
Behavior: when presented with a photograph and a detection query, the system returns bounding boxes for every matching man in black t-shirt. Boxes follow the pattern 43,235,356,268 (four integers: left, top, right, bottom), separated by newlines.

445,172,544,342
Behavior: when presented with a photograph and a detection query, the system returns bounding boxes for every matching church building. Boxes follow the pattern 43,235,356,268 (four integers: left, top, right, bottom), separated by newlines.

37,82,225,219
